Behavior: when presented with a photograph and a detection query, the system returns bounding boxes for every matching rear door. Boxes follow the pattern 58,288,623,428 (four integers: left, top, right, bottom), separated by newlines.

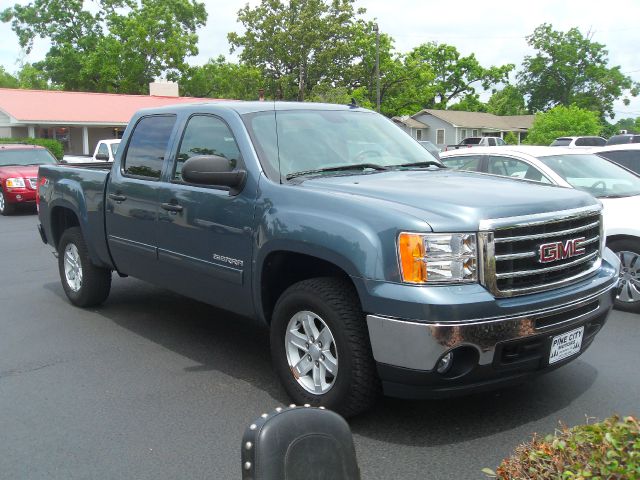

105,115,177,279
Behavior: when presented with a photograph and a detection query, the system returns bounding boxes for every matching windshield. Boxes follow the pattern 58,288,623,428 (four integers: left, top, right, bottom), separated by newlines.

243,109,442,180
539,153,640,197
0,148,57,167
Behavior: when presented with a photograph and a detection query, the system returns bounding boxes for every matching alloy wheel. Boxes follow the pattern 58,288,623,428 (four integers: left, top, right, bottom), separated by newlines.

63,243,83,292
617,250,640,303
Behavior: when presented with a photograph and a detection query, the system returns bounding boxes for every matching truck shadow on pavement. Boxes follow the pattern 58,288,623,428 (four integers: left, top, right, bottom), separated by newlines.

44,277,598,448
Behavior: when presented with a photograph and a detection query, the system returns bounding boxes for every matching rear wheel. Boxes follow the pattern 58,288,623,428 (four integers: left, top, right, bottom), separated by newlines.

270,277,380,417
0,189,15,216
58,227,112,307
609,239,640,313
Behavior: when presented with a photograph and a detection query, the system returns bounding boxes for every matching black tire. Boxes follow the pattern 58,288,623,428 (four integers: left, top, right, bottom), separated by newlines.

58,227,112,307
608,239,640,314
0,189,15,216
270,277,380,417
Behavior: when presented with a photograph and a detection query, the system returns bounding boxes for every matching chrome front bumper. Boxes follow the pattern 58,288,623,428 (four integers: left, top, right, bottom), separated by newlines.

366,281,618,372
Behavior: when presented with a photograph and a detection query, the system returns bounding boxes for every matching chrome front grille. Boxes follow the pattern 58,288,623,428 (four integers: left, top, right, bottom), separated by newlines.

479,206,603,297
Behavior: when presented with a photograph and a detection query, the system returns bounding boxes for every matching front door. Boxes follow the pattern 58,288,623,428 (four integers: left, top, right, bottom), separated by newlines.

155,114,256,317
105,114,177,280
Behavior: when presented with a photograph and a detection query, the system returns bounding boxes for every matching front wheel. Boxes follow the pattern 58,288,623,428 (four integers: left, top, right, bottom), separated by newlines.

270,277,380,417
58,227,112,307
609,239,640,313
0,189,15,216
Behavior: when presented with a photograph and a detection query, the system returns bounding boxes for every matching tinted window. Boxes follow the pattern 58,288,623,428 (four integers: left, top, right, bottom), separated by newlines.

487,155,551,183
597,150,640,175
0,148,57,166
539,154,640,197
97,143,109,157
488,138,496,146
575,137,606,146
550,138,572,146
496,138,506,146
123,115,176,179
174,115,242,181
441,155,482,171
461,137,481,145
606,135,637,145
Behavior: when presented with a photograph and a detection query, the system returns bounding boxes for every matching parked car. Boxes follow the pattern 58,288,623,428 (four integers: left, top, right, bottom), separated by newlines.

550,136,606,147
441,145,640,312
0,143,58,215
63,139,120,164
591,144,640,176
445,136,506,150
606,134,640,146
418,140,440,159
37,103,619,416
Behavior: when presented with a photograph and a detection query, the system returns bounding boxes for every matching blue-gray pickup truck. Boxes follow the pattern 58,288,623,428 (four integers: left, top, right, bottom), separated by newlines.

37,102,619,416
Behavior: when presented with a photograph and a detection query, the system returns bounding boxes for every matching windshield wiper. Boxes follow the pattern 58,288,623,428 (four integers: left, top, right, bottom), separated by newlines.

390,161,445,169
286,163,389,180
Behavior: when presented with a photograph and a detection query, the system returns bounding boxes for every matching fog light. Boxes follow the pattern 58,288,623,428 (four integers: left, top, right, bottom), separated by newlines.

436,352,453,374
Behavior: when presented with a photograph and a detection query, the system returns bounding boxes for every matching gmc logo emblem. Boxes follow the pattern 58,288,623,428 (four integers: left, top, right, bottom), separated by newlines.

539,237,586,263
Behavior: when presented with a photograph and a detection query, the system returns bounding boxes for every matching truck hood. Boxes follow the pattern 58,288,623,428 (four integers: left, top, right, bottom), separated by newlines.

300,169,600,231
0,165,40,179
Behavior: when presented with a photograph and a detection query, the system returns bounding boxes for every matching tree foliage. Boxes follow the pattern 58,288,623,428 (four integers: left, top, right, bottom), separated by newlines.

228,0,364,101
0,66,19,88
1,0,207,93
405,42,513,109
486,85,527,116
524,105,601,145
448,94,488,112
518,24,639,119
178,56,263,99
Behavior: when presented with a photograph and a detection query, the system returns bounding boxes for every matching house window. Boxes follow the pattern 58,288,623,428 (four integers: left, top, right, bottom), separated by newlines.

472,129,479,137
436,129,445,145
416,129,422,140
460,129,467,141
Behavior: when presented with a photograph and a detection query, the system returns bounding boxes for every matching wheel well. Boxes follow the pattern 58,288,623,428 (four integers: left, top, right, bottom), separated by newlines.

261,251,357,323
50,207,80,249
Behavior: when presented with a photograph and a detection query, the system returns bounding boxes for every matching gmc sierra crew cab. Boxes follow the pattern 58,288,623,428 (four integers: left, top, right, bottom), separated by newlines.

37,102,620,416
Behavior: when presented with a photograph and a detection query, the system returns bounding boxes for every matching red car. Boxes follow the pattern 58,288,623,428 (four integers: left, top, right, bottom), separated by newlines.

0,144,58,215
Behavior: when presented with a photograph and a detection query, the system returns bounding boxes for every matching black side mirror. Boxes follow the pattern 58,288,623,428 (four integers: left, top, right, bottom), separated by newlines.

181,155,246,193
95,153,110,161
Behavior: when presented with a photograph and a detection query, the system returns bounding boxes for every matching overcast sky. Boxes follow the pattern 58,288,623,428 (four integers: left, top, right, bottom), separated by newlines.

1,0,638,119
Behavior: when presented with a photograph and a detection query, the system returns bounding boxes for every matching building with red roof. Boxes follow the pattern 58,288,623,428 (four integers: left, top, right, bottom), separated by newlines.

0,82,222,156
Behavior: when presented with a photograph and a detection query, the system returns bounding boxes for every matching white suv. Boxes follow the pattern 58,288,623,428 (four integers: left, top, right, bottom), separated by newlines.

550,136,606,147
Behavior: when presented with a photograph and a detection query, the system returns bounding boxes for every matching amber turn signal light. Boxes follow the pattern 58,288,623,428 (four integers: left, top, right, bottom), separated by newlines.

398,233,427,283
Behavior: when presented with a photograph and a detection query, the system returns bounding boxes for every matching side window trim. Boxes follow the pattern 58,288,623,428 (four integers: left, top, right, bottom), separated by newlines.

121,114,177,181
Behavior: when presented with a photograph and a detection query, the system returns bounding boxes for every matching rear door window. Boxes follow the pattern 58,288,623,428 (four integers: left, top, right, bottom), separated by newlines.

597,150,640,174
441,155,483,171
123,115,176,179
487,155,552,183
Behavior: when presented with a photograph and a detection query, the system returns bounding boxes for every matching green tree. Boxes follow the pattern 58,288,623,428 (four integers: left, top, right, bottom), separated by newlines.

612,117,639,134
448,94,488,112
2,0,207,94
405,42,513,109
178,56,263,99
16,63,50,89
524,105,601,145
0,65,19,87
518,24,639,119
228,0,365,101
486,85,527,115
503,131,519,145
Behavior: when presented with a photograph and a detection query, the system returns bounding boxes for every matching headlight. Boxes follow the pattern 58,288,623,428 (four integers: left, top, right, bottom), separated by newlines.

398,232,477,284
5,177,26,188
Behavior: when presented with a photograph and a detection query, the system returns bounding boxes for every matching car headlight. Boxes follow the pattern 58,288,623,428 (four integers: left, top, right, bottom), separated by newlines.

398,232,477,284
5,177,26,188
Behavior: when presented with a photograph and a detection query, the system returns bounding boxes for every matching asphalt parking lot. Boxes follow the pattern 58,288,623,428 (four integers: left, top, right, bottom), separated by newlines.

1,212,638,480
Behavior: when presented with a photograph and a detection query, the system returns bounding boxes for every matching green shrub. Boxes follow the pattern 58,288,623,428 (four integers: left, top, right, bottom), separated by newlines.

484,415,640,479
524,105,602,146
0,137,64,160
503,132,519,145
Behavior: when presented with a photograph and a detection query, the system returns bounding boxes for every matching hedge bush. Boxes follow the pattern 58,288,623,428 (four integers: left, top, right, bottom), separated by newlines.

0,137,64,160
484,415,639,479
